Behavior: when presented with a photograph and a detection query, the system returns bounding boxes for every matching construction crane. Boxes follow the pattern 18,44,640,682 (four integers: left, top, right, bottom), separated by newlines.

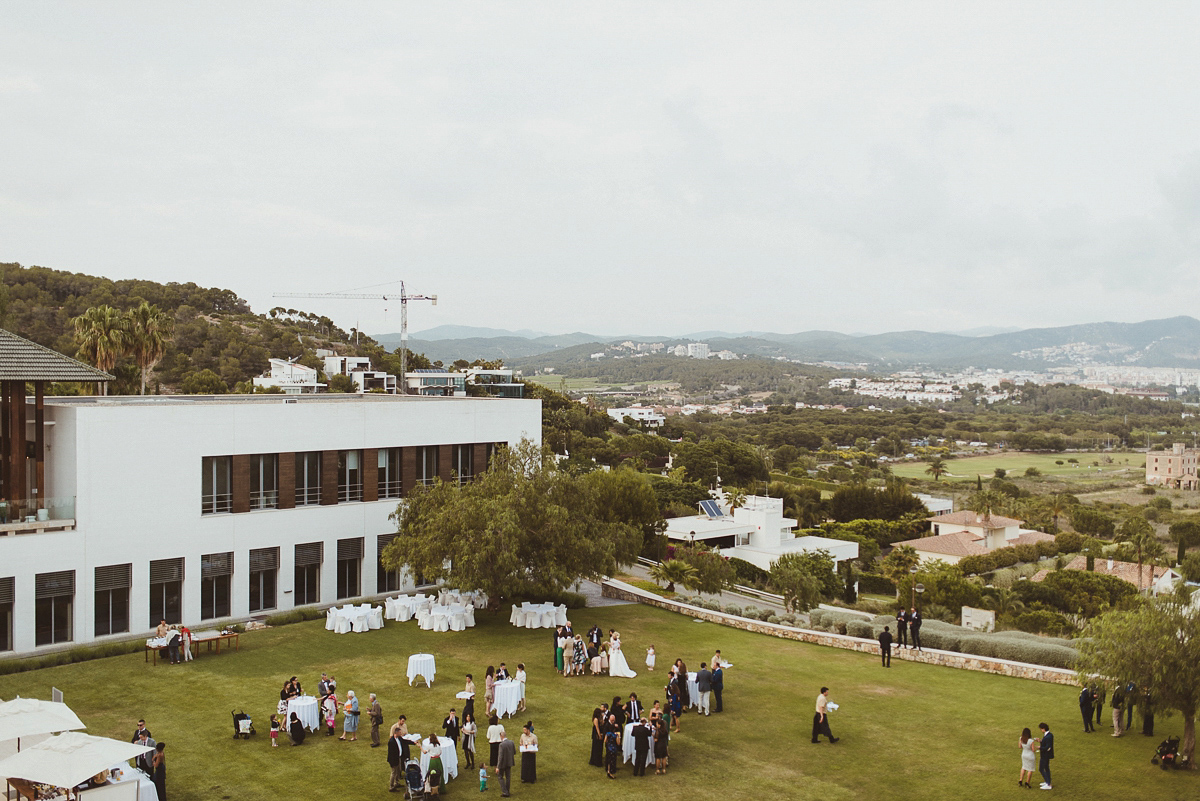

273,282,437,392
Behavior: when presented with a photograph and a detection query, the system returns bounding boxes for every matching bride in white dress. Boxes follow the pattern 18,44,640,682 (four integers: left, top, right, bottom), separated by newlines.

607,632,637,678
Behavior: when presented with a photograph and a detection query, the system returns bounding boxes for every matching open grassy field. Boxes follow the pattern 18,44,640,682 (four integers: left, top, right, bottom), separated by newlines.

2,602,1195,801
890,452,1146,486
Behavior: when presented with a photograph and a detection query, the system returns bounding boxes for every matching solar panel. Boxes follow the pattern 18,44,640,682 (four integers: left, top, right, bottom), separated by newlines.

699,499,723,518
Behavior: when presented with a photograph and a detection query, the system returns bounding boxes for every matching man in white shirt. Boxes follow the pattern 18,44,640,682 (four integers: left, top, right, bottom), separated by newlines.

515,663,527,712
811,687,839,744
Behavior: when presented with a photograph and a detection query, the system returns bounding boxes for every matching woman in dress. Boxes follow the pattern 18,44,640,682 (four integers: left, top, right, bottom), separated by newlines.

675,659,690,710
288,713,306,746
667,675,682,733
484,666,496,717
572,635,587,676
554,625,566,672
653,717,669,774
461,713,477,770
340,690,359,741
278,682,291,718
611,696,627,729
599,642,610,674
607,632,638,678
1019,727,1037,789
463,674,476,723
519,721,538,783
589,704,607,767
151,742,166,801
424,733,444,784
603,715,621,779
486,714,505,772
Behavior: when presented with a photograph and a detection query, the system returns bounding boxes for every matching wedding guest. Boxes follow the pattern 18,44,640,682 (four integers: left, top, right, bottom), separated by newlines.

289,713,305,746
520,721,538,783
461,713,478,770
485,666,497,717
603,714,621,779
340,690,360,741
487,714,505,772
654,716,670,774
151,742,166,801
269,714,280,747
573,636,587,676
646,644,656,671
424,733,444,786
515,663,528,711
590,703,609,767
463,674,477,722
323,693,338,736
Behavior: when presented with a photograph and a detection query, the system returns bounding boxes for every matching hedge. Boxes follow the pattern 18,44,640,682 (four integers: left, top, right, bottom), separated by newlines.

858,573,897,595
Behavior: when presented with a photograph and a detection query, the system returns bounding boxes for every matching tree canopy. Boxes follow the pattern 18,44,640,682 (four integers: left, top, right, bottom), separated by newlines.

382,441,650,606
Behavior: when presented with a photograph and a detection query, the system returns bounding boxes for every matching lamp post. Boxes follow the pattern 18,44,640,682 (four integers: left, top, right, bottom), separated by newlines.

910,565,925,609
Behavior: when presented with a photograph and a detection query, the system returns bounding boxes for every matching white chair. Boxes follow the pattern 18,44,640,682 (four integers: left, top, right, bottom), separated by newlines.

511,607,526,627
524,609,540,629
352,612,370,633
449,612,466,632
417,610,433,630
555,605,568,626
334,614,352,635
432,612,450,633
464,607,476,627
326,608,338,631
368,607,384,629
396,602,414,623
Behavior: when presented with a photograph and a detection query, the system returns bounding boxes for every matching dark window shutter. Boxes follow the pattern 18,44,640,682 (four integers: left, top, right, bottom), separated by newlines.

202,552,234,579
338,537,364,561
377,533,397,558
0,576,14,604
35,571,75,599
95,563,132,592
150,558,185,584
250,547,280,572
295,542,323,567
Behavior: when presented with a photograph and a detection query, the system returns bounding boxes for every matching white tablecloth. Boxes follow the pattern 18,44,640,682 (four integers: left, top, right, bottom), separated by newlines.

288,696,320,731
388,594,433,622
509,602,565,629
492,679,521,719
329,604,383,633
407,653,437,686
686,672,699,709
622,722,655,766
419,739,459,781
108,766,159,801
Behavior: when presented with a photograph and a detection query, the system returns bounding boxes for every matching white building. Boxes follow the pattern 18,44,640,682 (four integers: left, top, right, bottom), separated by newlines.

252,358,325,394
687,343,710,359
915,493,954,515
323,354,399,394
663,495,857,572
606,406,665,428
0,393,540,656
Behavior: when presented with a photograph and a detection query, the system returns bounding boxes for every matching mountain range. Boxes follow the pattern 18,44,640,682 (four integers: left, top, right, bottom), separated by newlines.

373,317,1200,371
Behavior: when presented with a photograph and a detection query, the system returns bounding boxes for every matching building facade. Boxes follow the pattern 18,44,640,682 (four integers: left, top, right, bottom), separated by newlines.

0,393,540,656
1146,443,1199,490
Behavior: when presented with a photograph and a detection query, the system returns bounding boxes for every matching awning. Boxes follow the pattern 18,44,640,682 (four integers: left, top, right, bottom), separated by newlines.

0,732,152,788
0,699,86,742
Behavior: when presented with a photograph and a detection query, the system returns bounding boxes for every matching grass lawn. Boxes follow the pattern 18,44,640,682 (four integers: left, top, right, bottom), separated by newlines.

890,452,1146,486
2,603,1195,801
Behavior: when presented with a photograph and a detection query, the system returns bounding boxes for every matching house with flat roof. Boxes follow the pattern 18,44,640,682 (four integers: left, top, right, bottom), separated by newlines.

253,358,325,394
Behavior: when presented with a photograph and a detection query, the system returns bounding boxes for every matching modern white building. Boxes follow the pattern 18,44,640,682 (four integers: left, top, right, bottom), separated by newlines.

606,406,665,428
663,495,857,572
686,343,710,359
0,392,540,656
252,359,325,394
324,354,400,394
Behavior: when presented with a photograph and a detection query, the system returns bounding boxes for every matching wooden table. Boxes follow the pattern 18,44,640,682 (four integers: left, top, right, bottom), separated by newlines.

145,631,239,664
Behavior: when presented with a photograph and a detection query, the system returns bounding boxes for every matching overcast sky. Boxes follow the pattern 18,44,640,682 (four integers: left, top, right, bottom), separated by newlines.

3,3,1199,338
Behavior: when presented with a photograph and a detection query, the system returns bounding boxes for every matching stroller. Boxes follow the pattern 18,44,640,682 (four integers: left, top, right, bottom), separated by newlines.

403,760,425,801
1151,736,1181,769
231,710,256,740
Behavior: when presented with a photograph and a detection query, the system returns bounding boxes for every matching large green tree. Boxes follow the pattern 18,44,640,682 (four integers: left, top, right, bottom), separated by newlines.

1168,521,1200,566
770,549,840,610
382,440,643,607
1076,598,1200,767
126,301,175,395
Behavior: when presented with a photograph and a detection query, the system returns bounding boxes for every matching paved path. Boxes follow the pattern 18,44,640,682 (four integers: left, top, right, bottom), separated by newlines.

618,563,799,619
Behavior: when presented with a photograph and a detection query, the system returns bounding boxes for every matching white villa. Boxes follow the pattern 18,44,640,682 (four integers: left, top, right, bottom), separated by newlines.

895,510,1054,565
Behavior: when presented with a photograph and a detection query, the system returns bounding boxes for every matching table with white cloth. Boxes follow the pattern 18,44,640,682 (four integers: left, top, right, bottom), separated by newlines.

508,602,565,629
621,722,655,767
492,679,522,719
686,672,700,709
419,737,459,782
388,594,433,622
329,604,383,634
107,766,158,801
288,696,320,731
407,653,437,686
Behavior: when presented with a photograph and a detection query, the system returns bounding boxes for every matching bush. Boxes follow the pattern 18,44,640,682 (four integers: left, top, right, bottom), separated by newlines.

728,557,771,588
1012,609,1073,637
919,628,962,652
1055,530,1083,553
626,579,671,597
743,605,761,621
857,573,897,595
846,620,873,639
1149,496,1172,510
265,607,327,627
1141,486,1157,495
1014,543,1039,563
724,604,743,617
1035,540,1059,558
958,634,1000,658
767,615,782,624
0,638,147,676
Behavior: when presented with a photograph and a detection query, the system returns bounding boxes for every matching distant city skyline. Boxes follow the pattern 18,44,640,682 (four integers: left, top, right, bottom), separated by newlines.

3,4,1199,338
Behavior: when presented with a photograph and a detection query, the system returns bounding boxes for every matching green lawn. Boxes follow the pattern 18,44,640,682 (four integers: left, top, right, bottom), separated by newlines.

890,452,1146,485
2,603,1194,801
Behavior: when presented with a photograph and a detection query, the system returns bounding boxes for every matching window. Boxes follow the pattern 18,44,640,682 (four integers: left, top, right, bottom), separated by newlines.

377,534,401,593
338,450,363,502
249,454,278,510
294,542,322,606
249,547,279,613
149,558,184,626
337,537,363,599
201,456,232,514
452,444,474,485
201,552,233,620
35,571,74,646
378,448,402,499
415,446,439,486
0,576,13,652
94,563,131,637
295,452,322,506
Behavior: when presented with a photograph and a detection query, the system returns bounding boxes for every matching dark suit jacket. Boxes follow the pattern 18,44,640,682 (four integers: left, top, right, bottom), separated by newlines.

626,700,643,721
696,669,712,692
631,723,652,752
712,667,724,691
1040,731,1054,760
443,715,460,741
496,738,516,770
387,736,409,767
131,728,152,744
879,630,893,651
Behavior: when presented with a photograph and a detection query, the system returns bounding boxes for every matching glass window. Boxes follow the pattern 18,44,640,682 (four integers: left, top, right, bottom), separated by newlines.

377,534,400,593
453,444,474,485
149,558,184,626
249,454,278,510
201,456,232,514
35,571,74,646
378,448,402,499
336,538,363,599
249,547,279,613
0,576,13,652
94,564,132,637
415,446,439,486
295,452,322,506
338,450,362,502
294,542,322,606
201,552,233,620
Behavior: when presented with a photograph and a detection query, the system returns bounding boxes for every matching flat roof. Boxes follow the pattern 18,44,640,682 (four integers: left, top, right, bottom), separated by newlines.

42,393,520,408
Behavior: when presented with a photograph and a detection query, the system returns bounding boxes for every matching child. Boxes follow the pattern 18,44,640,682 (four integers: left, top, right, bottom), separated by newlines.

646,644,656,671
269,714,280,747
478,767,488,792
323,693,338,736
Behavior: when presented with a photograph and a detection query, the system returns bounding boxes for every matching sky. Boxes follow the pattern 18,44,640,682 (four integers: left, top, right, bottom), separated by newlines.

3,2,1200,338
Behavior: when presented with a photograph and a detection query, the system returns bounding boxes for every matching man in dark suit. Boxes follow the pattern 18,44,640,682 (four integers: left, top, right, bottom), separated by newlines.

1037,722,1054,789
497,663,510,681
626,693,643,722
1092,682,1106,729
630,717,652,776
443,708,461,753
496,730,516,797
1079,686,1094,732
895,609,909,649
588,625,602,650
909,608,923,651
878,625,893,667
1125,682,1137,732
386,727,410,792
712,664,724,712
131,720,152,743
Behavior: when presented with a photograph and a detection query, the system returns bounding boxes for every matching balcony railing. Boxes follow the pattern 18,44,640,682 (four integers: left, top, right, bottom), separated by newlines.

0,496,76,535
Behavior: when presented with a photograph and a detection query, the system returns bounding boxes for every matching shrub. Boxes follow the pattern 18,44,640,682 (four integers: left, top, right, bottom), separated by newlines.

1141,486,1156,495
767,615,782,624
728,557,771,588
1054,530,1083,553
919,628,961,652
1012,609,1072,636
724,604,743,617
872,614,896,626
1149,496,1171,510
958,635,1000,658
265,608,327,627
1035,540,1059,558
743,605,761,621
1014,543,1039,563
858,573,897,595
846,620,873,639
626,579,670,597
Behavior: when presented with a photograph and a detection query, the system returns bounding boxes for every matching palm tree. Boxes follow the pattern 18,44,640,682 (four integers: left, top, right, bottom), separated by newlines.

1047,493,1070,530
73,305,128,392
126,301,175,395
726,488,747,511
983,587,1025,621
1117,515,1158,591
648,559,698,594
925,457,948,481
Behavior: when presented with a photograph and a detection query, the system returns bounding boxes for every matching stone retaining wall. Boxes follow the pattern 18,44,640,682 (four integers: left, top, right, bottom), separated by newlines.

602,578,1077,686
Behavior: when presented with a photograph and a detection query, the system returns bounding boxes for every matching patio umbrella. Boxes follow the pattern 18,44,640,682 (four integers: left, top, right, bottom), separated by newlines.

0,699,86,743
0,731,152,788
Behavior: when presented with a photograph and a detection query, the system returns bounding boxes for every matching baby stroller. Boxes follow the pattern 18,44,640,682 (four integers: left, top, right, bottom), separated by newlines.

403,760,424,801
231,710,256,740
1151,735,1180,769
